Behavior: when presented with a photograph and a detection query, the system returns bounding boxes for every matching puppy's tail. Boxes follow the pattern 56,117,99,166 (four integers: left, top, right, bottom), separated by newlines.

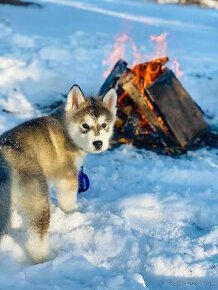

0,156,11,235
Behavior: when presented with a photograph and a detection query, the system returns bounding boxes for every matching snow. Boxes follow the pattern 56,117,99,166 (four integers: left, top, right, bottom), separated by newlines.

0,0,218,289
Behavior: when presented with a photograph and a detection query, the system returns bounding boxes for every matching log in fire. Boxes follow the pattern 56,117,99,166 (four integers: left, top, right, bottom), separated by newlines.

99,57,209,155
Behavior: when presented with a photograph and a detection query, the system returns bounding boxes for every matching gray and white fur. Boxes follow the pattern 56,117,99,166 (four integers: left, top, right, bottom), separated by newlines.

0,85,117,263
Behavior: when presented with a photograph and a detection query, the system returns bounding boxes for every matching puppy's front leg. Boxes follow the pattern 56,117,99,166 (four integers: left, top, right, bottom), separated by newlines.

55,173,78,213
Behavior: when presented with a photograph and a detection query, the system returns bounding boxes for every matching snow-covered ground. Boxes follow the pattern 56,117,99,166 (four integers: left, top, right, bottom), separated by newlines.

0,0,218,289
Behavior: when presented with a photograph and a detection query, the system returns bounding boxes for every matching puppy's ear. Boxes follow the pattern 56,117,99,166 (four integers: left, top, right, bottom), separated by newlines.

65,85,86,111
102,88,117,111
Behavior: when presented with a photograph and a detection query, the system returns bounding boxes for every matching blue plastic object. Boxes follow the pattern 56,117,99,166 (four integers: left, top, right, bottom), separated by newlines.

78,167,90,193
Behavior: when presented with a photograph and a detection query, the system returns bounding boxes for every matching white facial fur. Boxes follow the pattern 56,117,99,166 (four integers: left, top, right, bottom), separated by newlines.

67,114,114,153
65,86,117,153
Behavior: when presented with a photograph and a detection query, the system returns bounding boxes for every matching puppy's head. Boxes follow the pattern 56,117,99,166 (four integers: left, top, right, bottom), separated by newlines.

65,85,117,153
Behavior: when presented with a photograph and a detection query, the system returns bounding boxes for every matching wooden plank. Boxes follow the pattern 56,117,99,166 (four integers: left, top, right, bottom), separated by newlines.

123,81,164,132
99,59,128,96
145,69,207,147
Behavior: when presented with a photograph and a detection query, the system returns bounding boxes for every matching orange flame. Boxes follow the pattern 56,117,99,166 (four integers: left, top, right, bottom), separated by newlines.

131,56,169,135
171,58,184,78
132,56,168,94
105,32,184,139
130,41,145,65
103,31,183,79
150,32,168,58
103,33,129,78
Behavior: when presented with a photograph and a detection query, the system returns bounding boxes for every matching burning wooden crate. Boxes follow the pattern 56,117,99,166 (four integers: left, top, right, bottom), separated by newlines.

99,57,207,154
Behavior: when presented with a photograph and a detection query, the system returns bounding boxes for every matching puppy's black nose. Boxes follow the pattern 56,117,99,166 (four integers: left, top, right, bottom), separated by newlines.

93,140,103,150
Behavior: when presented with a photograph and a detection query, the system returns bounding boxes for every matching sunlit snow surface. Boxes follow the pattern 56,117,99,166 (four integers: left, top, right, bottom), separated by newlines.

0,0,218,289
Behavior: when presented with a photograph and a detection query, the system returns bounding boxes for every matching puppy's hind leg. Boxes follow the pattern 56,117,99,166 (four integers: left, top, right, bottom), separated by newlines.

17,174,50,263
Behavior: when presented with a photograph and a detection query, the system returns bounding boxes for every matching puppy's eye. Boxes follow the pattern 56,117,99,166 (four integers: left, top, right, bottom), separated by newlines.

102,123,107,129
82,123,90,130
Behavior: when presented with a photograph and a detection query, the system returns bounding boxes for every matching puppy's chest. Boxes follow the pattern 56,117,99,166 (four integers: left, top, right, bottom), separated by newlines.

47,149,85,178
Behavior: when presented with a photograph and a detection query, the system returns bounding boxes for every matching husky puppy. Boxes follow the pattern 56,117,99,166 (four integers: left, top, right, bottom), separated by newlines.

0,85,117,263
